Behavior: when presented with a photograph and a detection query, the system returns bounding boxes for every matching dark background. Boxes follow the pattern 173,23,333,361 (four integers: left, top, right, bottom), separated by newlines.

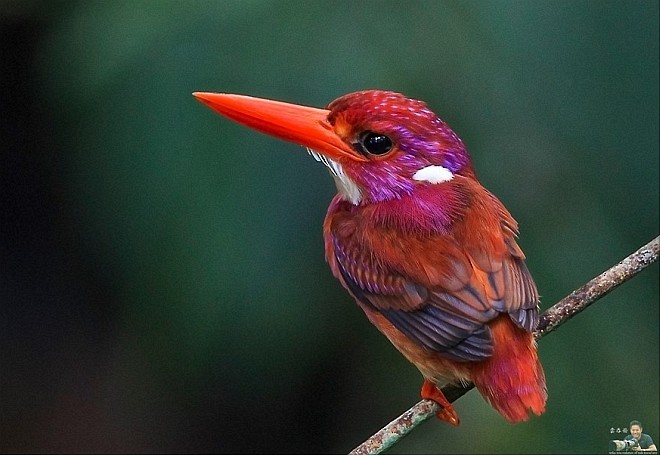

1,1,658,453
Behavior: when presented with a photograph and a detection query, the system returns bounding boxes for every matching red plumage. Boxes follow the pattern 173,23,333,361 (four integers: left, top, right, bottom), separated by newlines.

471,315,546,422
324,172,546,424
194,89,547,425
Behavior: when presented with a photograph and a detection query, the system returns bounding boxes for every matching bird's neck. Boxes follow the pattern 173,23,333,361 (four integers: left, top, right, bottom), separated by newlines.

329,179,470,237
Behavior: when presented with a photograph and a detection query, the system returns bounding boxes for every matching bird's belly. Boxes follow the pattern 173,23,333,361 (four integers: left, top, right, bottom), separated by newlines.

360,303,472,386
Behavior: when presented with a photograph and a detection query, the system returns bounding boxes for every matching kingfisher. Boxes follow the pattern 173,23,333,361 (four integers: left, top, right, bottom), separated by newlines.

193,90,547,425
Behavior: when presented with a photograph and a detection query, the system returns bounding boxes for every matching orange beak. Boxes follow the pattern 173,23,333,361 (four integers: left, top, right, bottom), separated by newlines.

193,92,363,161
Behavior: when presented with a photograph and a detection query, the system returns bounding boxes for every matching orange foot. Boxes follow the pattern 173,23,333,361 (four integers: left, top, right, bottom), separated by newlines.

420,379,460,426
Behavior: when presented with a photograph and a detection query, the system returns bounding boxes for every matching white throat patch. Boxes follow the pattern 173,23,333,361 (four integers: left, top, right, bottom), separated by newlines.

307,148,362,204
412,165,454,184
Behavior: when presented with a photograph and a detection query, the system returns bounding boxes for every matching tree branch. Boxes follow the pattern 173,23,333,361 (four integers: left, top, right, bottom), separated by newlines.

349,236,659,455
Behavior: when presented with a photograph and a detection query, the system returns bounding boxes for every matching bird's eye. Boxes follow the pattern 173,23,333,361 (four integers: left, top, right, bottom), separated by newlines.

359,132,393,156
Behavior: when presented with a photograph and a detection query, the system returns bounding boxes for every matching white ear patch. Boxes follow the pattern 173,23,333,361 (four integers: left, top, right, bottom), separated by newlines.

412,165,454,184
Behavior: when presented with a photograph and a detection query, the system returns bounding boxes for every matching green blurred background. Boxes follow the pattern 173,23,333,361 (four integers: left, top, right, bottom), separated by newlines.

1,1,658,453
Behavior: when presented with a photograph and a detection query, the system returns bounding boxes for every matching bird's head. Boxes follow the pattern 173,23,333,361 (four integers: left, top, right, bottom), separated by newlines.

194,90,474,205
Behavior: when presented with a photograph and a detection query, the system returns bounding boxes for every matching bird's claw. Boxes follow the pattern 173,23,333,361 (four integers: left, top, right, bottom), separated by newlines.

421,378,461,426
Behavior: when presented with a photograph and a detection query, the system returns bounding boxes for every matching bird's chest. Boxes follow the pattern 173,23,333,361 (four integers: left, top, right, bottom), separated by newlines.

325,208,465,292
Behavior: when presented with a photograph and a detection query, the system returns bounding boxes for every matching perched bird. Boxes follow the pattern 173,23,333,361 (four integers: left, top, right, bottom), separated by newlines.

193,90,547,425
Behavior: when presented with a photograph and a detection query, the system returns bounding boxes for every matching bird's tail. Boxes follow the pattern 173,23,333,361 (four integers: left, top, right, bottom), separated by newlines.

471,315,547,423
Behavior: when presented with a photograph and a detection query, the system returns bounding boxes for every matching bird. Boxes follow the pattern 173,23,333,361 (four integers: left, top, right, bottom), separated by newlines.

193,89,547,425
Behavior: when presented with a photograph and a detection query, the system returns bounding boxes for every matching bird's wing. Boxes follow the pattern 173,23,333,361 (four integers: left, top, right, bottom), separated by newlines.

329,197,539,362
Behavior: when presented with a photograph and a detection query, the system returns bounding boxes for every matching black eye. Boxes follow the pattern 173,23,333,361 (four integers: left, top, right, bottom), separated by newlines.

359,132,393,156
